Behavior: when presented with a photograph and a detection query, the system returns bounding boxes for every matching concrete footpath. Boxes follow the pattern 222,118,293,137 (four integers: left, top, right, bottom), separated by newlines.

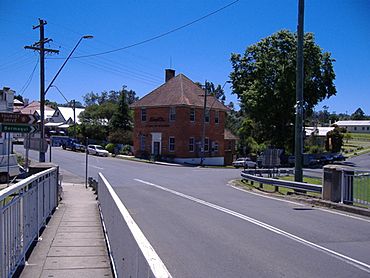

20,171,113,278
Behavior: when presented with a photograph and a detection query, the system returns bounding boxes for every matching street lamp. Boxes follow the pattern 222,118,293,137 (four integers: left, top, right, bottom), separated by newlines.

39,35,93,162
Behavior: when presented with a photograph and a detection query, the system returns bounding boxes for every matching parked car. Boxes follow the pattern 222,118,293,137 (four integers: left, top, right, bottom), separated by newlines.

87,145,109,157
62,138,85,152
333,153,346,162
232,157,257,169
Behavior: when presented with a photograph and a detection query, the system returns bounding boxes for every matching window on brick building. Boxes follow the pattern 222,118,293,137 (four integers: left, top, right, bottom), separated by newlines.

204,138,209,151
141,108,147,121
169,107,176,121
169,137,175,152
190,108,195,122
215,111,219,124
205,109,210,123
213,141,219,152
140,135,145,151
189,137,195,152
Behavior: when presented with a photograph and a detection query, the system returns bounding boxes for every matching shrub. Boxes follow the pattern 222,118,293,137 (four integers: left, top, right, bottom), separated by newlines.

105,143,115,153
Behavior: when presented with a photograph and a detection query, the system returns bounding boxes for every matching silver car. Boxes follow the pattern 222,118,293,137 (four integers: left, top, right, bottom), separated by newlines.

87,145,109,157
232,157,257,168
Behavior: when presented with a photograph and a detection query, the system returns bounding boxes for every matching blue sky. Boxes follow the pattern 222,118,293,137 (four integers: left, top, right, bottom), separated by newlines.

1,0,369,114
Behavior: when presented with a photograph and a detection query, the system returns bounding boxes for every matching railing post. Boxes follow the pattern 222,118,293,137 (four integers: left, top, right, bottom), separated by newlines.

340,170,344,204
0,204,4,278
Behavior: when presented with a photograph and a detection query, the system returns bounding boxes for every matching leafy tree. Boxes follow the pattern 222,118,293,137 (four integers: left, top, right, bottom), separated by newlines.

230,30,336,151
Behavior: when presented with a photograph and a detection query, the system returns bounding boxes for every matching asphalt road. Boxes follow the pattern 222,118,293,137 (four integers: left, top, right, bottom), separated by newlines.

15,146,370,277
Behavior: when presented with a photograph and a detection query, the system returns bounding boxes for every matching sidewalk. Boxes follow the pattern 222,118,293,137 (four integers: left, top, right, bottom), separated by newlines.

20,170,113,278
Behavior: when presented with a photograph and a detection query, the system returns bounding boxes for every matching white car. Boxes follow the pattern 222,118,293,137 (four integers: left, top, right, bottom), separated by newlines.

87,145,109,157
232,157,257,169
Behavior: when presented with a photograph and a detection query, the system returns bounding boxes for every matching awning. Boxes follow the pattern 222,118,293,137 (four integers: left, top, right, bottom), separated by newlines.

45,122,64,127
58,124,70,129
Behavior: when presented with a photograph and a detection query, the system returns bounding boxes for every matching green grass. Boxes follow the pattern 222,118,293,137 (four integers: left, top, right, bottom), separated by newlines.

343,133,370,158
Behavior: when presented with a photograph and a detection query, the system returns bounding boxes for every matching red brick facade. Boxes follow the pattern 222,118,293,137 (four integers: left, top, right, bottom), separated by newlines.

133,106,226,162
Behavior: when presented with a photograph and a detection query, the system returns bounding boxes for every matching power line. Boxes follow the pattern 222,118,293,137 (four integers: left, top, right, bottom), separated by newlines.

18,59,39,95
49,0,240,60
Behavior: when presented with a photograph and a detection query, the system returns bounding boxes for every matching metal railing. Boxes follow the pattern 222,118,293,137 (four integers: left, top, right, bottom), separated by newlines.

98,173,172,278
241,171,322,193
0,167,59,278
342,170,370,207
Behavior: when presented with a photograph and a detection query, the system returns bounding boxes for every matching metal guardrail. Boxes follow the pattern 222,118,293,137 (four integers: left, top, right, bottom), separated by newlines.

98,173,172,278
0,167,59,278
241,171,322,193
342,170,370,207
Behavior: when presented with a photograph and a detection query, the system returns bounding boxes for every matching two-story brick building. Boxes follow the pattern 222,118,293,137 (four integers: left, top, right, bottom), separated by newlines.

130,70,230,165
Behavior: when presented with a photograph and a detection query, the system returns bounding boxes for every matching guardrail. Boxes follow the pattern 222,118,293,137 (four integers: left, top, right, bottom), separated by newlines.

241,172,322,193
342,170,370,207
98,173,172,278
0,167,59,278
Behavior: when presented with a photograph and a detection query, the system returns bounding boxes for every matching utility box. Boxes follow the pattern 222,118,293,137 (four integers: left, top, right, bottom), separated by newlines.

323,165,342,202
323,165,354,203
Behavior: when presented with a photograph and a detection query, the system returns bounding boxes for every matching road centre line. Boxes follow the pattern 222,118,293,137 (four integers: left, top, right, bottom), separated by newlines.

229,183,370,223
134,178,370,274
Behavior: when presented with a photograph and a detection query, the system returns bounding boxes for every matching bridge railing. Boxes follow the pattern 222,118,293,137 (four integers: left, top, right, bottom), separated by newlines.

241,171,322,193
0,167,59,278
98,173,172,278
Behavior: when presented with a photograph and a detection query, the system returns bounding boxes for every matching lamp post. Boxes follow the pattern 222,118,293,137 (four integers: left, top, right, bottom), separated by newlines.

39,35,93,162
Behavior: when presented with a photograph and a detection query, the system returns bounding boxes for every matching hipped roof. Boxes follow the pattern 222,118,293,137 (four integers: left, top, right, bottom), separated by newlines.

130,74,229,111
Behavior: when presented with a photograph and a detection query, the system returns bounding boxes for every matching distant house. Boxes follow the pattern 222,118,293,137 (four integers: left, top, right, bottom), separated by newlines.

46,106,85,136
224,129,238,165
305,126,334,147
332,120,370,133
130,69,230,166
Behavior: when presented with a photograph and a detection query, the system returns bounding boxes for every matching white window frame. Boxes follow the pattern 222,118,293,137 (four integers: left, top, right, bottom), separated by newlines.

190,108,195,122
215,111,219,124
169,107,176,121
169,136,175,152
189,137,195,152
141,108,147,121
204,137,209,152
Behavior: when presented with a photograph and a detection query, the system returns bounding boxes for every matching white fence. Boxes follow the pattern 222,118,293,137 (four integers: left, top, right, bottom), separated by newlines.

342,170,370,207
98,173,172,278
0,167,59,278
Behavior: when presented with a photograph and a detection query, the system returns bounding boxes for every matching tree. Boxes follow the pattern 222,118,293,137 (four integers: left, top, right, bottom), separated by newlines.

195,81,226,103
351,108,366,120
110,92,132,130
230,30,336,151
326,125,344,152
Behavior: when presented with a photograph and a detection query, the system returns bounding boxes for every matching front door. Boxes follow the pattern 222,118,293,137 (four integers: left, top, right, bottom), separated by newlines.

153,141,160,156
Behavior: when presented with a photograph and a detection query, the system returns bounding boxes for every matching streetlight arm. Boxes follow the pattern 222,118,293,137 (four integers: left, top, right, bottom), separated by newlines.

44,35,93,96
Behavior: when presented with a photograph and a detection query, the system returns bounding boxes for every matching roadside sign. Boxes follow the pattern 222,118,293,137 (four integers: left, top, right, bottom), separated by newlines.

1,124,39,133
24,138,49,152
0,112,37,124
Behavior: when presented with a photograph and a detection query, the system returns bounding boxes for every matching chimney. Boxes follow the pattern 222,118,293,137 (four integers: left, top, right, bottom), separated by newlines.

165,69,175,82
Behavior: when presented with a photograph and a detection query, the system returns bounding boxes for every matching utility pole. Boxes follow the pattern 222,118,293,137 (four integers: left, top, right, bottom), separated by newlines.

73,99,76,139
200,81,208,167
25,19,59,162
294,0,304,182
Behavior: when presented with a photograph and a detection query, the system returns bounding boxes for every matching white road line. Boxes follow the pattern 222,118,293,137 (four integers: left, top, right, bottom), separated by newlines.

134,178,370,274
90,165,104,170
229,183,370,223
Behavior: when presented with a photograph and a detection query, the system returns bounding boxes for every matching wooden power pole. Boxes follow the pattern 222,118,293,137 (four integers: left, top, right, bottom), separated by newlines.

25,19,59,162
